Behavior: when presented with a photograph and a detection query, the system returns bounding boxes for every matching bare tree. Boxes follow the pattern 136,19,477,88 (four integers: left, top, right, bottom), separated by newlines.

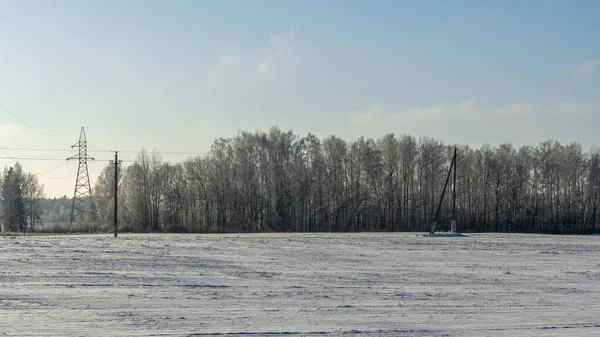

74,129,599,234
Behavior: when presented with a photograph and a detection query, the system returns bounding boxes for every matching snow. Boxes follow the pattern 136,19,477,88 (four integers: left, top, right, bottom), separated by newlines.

421,232,471,237
1,232,599,336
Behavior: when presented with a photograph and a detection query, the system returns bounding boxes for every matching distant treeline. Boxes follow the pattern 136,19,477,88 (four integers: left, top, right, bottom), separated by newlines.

4,127,600,234
88,128,599,234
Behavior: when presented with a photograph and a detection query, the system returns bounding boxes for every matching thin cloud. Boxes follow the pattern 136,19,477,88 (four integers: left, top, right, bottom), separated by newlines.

0,124,21,144
210,52,244,80
215,54,242,67
573,59,600,78
256,59,274,78
349,107,383,124
255,27,298,79
268,27,298,46
556,100,600,116
488,103,537,117
350,99,536,125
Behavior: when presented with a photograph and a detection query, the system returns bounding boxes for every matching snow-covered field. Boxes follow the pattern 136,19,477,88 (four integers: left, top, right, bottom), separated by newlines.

1,233,599,336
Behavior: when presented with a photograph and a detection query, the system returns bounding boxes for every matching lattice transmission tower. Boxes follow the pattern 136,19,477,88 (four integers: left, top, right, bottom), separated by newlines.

67,127,95,230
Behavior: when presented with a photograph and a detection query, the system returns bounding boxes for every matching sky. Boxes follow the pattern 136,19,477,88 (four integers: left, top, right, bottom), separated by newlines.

0,0,599,197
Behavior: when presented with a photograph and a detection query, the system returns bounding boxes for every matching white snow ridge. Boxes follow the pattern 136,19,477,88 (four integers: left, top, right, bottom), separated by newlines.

421,232,470,237
1,233,599,336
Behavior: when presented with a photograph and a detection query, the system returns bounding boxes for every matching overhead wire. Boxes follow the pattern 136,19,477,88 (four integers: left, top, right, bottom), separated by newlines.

2,147,68,158
0,147,74,152
0,157,67,161
0,156,181,164
93,150,208,155
0,113,206,198
0,146,208,156
0,144,205,180
38,161,69,175
0,102,75,138
0,148,77,179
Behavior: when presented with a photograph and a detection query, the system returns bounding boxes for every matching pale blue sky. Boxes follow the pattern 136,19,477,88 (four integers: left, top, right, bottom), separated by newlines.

1,0,599,197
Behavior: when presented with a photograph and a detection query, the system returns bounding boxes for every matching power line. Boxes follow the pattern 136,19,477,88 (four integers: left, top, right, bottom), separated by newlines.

2,147,67,158
0,157,183,164
0,146,208,155
0,145,68,159
0,147,76,152
0,148,77,179
94,150,208,155
0,156,128,163
38,161,69,175
0,157,69,161
39,173,78,180
0,102,75,138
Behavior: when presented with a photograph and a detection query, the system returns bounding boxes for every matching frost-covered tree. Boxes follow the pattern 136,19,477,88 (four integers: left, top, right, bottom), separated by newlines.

1,164,27,232
32,128,596,234
22,172,44,232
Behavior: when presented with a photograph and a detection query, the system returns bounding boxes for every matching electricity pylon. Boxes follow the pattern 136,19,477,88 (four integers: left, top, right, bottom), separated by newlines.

67,127,94,231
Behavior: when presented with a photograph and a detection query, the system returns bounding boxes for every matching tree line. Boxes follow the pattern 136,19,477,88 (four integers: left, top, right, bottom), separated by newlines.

89,128,599,234
1,128,599,234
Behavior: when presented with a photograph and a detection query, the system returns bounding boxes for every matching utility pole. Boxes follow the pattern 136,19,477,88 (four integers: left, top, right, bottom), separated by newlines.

110,151,122,237
451,145,457,233
431,145,458,234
